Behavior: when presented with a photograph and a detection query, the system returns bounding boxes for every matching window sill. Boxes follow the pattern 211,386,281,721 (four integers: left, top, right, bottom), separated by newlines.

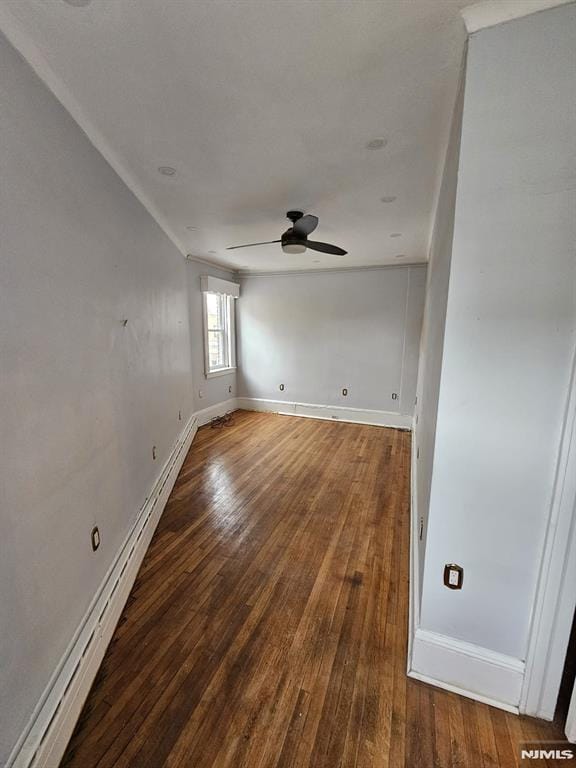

205,367,237,379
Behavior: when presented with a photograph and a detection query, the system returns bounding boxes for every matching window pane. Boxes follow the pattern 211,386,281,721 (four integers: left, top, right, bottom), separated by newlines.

206,292,224,331
208,330,226,369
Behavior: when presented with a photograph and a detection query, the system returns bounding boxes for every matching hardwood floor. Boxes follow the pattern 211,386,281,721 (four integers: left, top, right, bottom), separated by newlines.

62,410,567,768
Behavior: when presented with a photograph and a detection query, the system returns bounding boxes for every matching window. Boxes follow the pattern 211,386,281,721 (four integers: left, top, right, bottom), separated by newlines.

203,291,236,377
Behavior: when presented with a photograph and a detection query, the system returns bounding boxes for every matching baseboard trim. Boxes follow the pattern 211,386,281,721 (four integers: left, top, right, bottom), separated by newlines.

195,398,238,426
409,628,524,713
8,414,199,768
408,670,520,714
236,397,412,430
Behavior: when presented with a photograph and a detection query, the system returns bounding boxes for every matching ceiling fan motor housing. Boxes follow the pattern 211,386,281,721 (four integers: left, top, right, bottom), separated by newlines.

282,230,305,246
283,211,307,252
286,210,305,224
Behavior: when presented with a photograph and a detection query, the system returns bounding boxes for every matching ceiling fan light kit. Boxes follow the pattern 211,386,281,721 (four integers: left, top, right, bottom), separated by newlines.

282,242,307,254
226,210,347,257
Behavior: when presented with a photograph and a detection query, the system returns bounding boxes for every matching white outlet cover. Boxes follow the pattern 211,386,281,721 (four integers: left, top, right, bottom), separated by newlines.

448,568,460,586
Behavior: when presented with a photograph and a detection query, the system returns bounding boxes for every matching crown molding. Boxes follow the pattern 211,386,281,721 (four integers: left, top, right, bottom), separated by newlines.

461,0,574,34
185,253,238,273
236,262,427,278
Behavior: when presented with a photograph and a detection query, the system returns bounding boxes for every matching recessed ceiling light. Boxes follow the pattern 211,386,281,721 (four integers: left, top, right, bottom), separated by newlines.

186,226,197,231
366,138,387,150
158,166,176,176
395,254,406,258
63,0,92,5
381,195,397,203
390,233,402,238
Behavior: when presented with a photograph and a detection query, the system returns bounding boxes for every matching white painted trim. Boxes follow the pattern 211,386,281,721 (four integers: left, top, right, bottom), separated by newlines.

408,671,519,715
229,295,237,371
237,263,427,278
236,397,411,429
407,416,420,669
205,367,237,379
200,275,240,298
461,0,574,34
201,288,210,378
194,398,238,426
0,7,187,262
186,253,238,273
566,684,576,743
7,414,199,768
520,346,576,720
409,628,524,713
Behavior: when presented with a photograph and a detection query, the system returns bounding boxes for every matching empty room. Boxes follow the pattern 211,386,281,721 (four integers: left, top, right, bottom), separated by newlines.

1,1,576,766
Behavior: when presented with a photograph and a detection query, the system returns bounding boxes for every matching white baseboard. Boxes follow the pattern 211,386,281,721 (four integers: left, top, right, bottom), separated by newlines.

8,414,199,768
194,397,238,426
409,628,525,713
236,397,412,429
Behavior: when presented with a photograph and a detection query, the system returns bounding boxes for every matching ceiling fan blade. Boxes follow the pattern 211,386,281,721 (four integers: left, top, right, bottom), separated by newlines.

226,240,281,251
306,240,347,256
293,214,318,237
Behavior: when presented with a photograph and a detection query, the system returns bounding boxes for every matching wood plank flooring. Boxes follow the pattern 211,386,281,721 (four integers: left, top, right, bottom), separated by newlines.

62,410,567,768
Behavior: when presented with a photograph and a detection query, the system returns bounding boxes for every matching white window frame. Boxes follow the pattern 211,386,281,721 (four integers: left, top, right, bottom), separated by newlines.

202,291,236,378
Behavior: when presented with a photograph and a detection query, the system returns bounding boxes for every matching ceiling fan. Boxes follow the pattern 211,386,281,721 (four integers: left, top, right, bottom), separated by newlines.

226,211,347,255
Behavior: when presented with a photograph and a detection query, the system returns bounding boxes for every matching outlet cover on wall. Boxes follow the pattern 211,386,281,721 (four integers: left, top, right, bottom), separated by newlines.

443,563,464,590
91,526,100,552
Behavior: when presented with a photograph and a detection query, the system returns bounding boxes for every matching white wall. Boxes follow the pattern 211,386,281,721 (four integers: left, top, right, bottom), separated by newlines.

419,4,576,662
0,33,195,763
185,258,238,411
414,62,465,598
237,266,426,416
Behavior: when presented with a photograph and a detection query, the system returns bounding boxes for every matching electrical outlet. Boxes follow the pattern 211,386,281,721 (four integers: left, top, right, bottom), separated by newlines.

152,445,157,460
228,385,232,394
279,383,285,391
443,563,464,590
198,390,204,399
342,388,348,396
91,526,100,552
391,392,398,400
178,410,182,421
